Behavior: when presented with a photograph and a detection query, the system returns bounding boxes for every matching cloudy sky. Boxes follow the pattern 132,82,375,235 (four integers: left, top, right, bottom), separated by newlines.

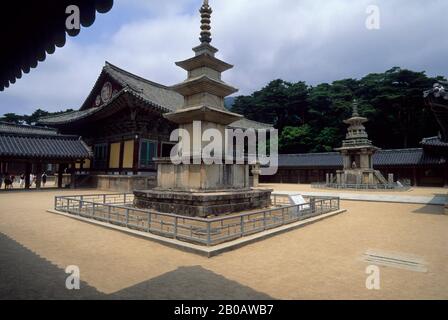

1,0,447,115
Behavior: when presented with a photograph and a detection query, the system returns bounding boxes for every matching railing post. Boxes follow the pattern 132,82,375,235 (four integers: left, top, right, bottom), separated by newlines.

125,208,129,227
240,216,244,237
67,199,71,213
92,203,95,217
207,222,211,246
147,212,151,232
310,197,316,214
281,208,285,225
54,196,58,210
124,193,127,204
108,205,111,222
103,194,106,204
174,217,178,239
263,211,267,230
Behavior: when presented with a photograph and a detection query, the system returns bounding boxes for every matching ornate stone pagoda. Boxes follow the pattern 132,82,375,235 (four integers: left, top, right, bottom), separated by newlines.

134,0,272,217
329,100,395,188
423,82,448,155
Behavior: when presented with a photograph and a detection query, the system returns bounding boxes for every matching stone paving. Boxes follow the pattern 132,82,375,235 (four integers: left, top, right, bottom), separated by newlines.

261,184,448,205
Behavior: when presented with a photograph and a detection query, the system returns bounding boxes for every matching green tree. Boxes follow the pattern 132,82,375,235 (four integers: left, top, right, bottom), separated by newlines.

0,113,24,124
279,125,313,153
232,67,445,153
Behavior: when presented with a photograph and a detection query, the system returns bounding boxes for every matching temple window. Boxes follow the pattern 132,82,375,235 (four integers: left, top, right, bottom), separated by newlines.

140,139,158,168
93,143,108,169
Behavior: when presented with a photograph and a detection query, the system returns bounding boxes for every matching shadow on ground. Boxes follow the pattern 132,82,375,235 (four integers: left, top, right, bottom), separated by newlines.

110,266,272,300
0,232,272,300
412,204,445,215
0,232,104,299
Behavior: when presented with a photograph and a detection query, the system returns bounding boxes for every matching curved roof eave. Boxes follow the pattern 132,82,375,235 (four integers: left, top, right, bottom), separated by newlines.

0,0,114,91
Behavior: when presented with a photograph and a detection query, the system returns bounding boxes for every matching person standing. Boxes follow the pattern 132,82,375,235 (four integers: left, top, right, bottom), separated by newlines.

41,172,47,187
4,173,12,189
20,173,25,188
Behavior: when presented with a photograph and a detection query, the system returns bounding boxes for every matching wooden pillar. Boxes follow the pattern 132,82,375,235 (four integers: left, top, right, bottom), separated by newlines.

444,165,448,188
133,137,140,175
70,163,76,189
413,167,418,187
25,162,31,189
35,163,42,189
57,164,64,188
119,140,125,174
107,142,112,173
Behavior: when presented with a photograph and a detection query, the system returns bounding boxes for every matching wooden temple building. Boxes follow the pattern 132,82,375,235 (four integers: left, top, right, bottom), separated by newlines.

0,121,91,189
35,62,270,191
1,70,447,189
262,148,447,187
0,0,446,190
262,89,448,188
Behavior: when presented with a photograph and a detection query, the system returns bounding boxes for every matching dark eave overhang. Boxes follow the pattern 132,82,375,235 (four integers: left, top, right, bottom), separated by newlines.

0,0,114,91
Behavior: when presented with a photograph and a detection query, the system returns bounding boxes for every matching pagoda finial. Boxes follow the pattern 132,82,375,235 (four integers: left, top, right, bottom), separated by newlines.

199,0,212,44
352,99,359,117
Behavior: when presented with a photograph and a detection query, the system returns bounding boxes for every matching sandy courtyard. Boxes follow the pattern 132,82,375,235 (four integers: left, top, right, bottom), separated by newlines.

0,185,447,299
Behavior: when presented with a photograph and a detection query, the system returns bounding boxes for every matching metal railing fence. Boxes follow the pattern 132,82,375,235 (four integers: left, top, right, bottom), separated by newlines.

54,193,339,246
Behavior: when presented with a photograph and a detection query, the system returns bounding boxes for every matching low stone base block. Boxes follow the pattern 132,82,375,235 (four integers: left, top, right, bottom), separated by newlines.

133,188,273,217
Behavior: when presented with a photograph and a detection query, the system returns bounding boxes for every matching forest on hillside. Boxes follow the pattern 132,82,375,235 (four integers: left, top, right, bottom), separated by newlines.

231,67,445,153
1,67,445,154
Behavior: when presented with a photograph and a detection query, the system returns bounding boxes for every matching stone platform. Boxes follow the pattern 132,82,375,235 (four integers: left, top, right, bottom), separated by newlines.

133,188,272,217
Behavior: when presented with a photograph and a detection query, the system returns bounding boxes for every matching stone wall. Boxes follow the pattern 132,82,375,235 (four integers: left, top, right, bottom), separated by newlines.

74,174,157,192
96,175,157,192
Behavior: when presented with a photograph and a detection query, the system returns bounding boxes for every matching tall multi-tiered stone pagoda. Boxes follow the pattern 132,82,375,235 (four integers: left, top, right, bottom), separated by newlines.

134,0,272,216
329,100,394,188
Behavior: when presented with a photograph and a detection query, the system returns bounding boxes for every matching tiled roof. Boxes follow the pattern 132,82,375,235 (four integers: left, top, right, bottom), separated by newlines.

229,118,273,130
101,62,185,112
0,133,91,160
421,136,448,148
38,102,109,125
279,152,342,167
39,62,272,130
279,148,445,168
0,122,58,135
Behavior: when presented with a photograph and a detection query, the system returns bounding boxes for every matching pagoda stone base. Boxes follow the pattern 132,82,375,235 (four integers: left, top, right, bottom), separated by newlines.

133,188,272,217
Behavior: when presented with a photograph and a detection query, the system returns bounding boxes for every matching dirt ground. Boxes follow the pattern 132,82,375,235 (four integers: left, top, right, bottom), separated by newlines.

0,186,447,300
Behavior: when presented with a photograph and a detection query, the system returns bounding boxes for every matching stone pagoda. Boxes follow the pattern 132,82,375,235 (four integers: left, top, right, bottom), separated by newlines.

330,100,393,188
134,0,272,217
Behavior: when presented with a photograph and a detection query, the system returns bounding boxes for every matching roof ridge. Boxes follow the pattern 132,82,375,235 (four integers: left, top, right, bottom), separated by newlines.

105,61,172,90
0,132,80,139
378,148,423,152
0,121,57,132
281,148,425,157
38,109,83,120
281,152,339,156
237,118,273,127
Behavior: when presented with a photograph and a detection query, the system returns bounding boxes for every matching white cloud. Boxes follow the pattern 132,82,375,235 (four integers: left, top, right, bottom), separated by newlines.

1,0,447,114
